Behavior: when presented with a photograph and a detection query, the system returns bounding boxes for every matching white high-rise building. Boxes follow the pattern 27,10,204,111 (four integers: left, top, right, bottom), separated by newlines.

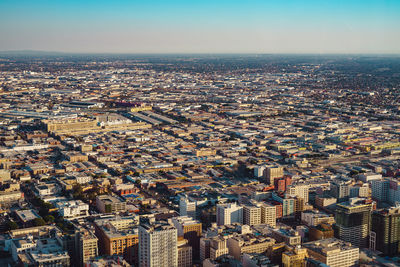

179,196,196,219
371,179,400,204
139,220,178,267
254,165,266,178
287,184,309,203
216,203,243,226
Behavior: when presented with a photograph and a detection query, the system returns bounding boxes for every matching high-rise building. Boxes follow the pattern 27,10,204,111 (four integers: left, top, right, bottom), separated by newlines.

260,203,276,227
75,227,98,267
177,237,192,267
371,179,389,202
243,204,261,226
264,166,284,185
139,220,178,267
94,216,139,265
335,198,373,248
179,196,196,219
304,238,359,267
254,165,266,178
272,193,295,217
171,216,202,260
371,206,400,256
274,176,292,192
330,180,350,203
216,203,243,226
371,178,400,205
287,184,309,203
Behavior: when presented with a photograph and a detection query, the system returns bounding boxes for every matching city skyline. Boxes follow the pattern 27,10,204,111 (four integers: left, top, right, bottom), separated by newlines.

1,0,400,54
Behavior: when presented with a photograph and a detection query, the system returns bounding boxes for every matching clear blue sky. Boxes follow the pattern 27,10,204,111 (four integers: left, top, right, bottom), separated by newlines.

0,0,399,53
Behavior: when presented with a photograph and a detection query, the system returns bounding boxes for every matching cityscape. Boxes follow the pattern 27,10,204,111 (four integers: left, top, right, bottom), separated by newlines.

1,1,400,267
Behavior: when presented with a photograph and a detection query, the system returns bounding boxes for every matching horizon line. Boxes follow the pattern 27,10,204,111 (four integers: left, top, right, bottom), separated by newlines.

1,50,400,56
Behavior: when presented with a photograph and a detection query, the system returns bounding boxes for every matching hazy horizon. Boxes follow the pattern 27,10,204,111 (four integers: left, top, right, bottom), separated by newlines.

1,0,400,54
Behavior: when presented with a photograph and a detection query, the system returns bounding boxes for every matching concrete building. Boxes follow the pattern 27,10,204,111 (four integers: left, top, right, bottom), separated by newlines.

303,238,359,267
200,236,230,261
96,195,126,213
335,198,373,248
301,210,335,227
243,204,261,226
260,203,276,227
330,180,350,203
371,206,400,256
94,216,139,265
171,216,202,260
75,227,98,267
216,203,243,226
56,200,89,218
264,166,284,185
271,227,301,247
177,237,192,267
282,247,307,267
179,196,196,219
254,165,266,178
227,233,275,260
287,184,309,203
139,220,178,267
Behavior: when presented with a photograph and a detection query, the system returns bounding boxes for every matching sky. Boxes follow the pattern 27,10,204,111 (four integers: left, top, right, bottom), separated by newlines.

0,0,399,54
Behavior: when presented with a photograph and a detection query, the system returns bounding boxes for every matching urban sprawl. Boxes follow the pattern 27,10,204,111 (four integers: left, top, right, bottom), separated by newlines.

0,54,399,267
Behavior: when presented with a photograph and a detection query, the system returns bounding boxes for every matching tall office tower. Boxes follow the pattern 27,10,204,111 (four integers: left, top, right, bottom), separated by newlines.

260,203,276,227
287,184,309,203
179,196,196,219
371,206,400,256
371,179,389,202
254,165,266,178
330,180,350,203
139,220,178,267
75,228,98,267
216,203,243,226
335,198,373,248
177,237,192,267
371,178,400,205
243,204,261,226
264,166,284,185
171,216,202,260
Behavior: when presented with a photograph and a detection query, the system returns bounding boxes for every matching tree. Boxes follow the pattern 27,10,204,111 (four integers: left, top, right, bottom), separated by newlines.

44,215,55,223
7,221,18,230
33,218,46,226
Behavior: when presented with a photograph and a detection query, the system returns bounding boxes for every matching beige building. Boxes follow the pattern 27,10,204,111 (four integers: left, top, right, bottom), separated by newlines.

271,228,301,247
76,228,98,267
282,247,307,267
301,210,335,227
243,205,261,226
227,233,275,260
287,184,309,203
264,166,283,185
177,238,192,267
96,195,126,213
304,238,359,267
260,203,276,227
